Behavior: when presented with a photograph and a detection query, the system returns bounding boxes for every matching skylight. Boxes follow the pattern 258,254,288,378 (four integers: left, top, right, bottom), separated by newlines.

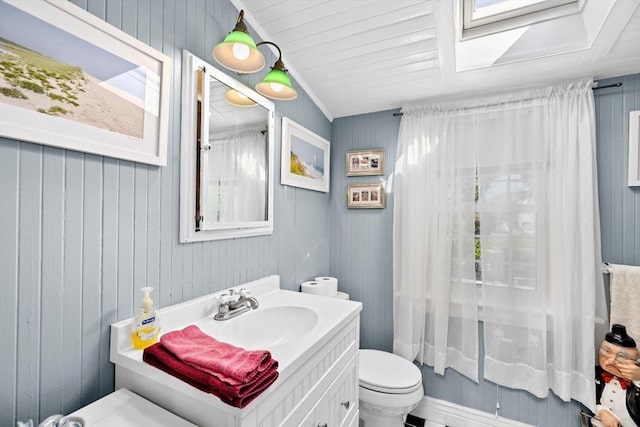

461,0,581,40
473,0,551,19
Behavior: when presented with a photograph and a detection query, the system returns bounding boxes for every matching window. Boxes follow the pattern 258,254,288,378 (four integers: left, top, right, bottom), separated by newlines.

475,170,537,291
477,171,537,291
461,0,581,40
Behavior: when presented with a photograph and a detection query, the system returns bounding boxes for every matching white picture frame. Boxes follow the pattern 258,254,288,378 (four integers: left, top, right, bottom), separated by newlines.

629,110,640,187
281,117,330,193
0,0,171,166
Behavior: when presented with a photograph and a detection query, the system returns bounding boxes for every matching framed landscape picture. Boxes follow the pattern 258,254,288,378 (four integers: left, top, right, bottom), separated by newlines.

281,117,330,193
0,0,171,166
346,149,385,176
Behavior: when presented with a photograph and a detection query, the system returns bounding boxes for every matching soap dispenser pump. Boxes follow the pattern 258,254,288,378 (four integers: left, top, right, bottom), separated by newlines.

131,287,160,350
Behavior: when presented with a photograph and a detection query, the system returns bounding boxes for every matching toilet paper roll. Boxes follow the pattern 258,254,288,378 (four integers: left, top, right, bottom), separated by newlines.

301,280,329,297
335,291,349,300
314,276,338,297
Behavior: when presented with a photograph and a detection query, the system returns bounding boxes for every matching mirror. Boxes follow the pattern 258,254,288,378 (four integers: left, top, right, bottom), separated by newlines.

180,50,275,242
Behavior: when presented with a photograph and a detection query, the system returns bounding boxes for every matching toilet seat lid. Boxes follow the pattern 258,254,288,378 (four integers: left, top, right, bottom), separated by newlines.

359,349,422,394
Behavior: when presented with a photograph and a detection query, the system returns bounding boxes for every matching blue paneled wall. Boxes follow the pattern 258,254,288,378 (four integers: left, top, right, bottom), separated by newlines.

330,74,640,427
329,110,400,351
0,0,330,424
596,75,640,265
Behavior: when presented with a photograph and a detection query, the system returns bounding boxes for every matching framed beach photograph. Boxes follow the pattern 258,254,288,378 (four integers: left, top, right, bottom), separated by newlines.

0,0,171,166
629,110,640,186
281,117,330,193
346,149,385,176
347,183,385,209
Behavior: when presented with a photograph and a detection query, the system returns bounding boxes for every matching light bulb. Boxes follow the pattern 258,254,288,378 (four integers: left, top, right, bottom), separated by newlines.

232,43,250,60
270,83,284,93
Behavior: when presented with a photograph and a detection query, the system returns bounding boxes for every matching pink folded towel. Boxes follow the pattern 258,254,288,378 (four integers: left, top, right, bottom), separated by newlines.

143,342,279,408
160,325,272,385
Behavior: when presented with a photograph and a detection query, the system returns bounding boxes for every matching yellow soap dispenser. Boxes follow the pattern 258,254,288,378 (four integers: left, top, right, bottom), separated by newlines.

131,287,160,350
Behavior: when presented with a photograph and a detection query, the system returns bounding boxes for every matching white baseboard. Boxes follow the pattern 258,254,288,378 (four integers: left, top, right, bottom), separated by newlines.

411,396,535,427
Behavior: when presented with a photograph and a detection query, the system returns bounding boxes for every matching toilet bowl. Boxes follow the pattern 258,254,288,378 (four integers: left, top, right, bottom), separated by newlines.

359,349,423,427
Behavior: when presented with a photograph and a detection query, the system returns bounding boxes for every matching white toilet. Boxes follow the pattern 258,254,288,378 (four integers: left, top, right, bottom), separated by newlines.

358,349,423,427
299,287,423,426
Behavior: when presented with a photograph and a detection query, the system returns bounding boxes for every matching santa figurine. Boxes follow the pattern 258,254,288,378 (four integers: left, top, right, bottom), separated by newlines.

594,324,640,427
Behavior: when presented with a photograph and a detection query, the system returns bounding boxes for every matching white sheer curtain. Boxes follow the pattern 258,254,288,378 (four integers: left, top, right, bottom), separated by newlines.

393,108,480,381
393,80,607,408
205,127,266,224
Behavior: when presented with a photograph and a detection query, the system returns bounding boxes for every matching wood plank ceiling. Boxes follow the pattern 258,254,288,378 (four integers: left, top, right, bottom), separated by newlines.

229,0,640,120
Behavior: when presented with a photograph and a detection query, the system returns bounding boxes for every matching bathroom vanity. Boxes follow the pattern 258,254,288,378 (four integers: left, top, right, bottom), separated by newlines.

110,275,362,426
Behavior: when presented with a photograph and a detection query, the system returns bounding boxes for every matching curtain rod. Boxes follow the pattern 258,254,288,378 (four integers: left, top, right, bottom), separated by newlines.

392,82,623,116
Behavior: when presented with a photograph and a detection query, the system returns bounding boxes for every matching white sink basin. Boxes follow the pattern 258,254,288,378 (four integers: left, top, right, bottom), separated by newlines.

197,305,319,349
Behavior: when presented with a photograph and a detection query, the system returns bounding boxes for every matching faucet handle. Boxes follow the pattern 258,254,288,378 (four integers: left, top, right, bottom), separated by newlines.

218,293,230,304
239,288,251,298
228,289,240,302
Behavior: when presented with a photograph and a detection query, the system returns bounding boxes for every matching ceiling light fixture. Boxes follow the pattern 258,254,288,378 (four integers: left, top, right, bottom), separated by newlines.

213,10,297,101
224,88,257,107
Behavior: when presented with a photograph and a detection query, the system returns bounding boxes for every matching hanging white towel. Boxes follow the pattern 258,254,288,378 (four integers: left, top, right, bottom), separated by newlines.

609,263,640,342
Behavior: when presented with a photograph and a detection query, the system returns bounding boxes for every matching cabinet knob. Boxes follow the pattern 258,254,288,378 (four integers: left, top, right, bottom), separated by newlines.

341,400,350,410
317,424,328,427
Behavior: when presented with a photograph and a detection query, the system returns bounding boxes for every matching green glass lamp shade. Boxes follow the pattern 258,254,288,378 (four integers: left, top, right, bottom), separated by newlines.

213,31,265,73
255,68,297,100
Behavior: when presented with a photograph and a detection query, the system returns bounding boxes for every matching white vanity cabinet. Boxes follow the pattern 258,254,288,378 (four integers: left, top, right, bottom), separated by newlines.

110,275,362,427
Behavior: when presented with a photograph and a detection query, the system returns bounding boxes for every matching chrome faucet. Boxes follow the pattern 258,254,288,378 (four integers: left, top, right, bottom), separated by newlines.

214,288,259,321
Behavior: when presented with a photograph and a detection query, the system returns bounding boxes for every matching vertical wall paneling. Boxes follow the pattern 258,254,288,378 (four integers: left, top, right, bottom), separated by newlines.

146,0,163,316
100,157,118,396
40,147,65,417
137,0,150,45
116,163,134,320
133,165,148,305
0,0,330,424
168,0,186,309
80,155,103,404
100,0,123,397
0,138,19,424
159,0,175,310
16,143,43,421
61,151,84,414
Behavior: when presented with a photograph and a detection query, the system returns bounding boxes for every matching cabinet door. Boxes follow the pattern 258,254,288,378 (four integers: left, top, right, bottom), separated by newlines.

298,403,318,427
313,355,358,427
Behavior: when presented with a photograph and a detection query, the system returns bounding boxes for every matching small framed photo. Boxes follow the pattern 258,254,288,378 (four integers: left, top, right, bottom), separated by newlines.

347,183,385,209
346,149,385,176
281,117,330,193
629,110,640,186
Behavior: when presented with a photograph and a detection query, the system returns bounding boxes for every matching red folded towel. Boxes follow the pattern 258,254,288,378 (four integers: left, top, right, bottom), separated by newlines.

143,342,279,408
160,325,272,385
